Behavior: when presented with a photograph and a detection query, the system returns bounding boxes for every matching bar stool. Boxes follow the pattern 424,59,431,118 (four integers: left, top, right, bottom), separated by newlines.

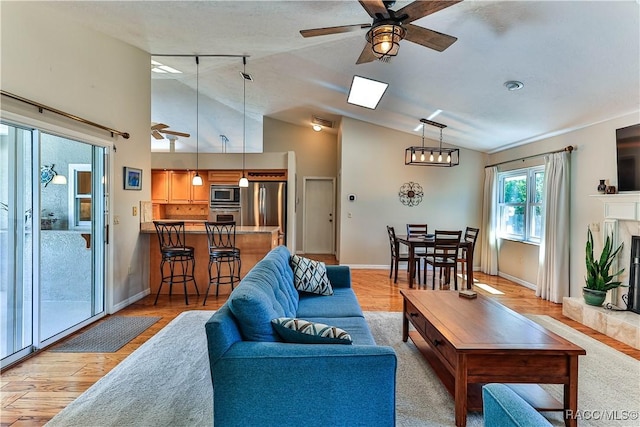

153,221,199,305
204,221,242,305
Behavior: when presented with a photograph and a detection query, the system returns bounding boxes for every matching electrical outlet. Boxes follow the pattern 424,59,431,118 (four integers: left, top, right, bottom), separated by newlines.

591,222,600,232
132,206,138,216
114,215,120,225
348,212,352,218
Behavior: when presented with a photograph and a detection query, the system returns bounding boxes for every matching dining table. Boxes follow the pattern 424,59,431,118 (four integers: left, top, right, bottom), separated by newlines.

395,234,474,290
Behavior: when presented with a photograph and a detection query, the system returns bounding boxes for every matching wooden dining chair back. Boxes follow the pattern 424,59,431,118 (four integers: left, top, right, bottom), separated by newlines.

386,226,421,284
457,227,480,286
424,229,462,290
406,224,428,236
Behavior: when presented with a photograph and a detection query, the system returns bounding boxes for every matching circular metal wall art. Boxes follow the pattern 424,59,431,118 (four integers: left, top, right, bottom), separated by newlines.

398,182,423,207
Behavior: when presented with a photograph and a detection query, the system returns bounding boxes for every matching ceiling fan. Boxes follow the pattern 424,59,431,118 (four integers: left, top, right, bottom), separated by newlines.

300,0,462,64
151,123,190,140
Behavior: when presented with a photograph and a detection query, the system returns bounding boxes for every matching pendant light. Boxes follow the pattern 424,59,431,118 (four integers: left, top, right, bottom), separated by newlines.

192,56,203,186
404,118,460,167
238,56,249,188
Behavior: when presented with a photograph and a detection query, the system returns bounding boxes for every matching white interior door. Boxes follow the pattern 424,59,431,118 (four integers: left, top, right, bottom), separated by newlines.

303,177,335,254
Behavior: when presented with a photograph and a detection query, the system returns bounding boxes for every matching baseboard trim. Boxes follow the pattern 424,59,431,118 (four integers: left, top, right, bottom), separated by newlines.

498,271,536,290
110,288,151,314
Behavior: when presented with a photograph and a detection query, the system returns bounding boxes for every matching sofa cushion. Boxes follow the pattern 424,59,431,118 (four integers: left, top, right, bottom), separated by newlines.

227,247,298,341
271,318,352,344
290,254,333,295
296,288,364,319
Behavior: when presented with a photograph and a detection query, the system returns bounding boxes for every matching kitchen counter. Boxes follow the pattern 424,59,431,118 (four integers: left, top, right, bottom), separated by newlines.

143,221,281,301
140,221,280,235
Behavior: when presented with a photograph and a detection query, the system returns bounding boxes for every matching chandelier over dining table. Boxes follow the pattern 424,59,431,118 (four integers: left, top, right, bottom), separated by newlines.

405,118,459,167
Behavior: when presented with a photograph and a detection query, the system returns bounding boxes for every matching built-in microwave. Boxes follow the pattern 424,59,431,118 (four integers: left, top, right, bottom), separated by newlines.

210,185,240,207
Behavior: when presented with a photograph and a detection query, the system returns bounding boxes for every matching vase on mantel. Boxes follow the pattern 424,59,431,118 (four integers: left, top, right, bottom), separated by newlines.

597,179,607,193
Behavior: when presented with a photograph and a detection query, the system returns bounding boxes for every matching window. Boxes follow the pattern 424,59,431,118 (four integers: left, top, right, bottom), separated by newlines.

497,166,544,243
68,164,92,230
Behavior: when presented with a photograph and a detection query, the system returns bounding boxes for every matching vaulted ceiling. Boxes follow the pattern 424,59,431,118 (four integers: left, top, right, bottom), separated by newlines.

37,1,639,154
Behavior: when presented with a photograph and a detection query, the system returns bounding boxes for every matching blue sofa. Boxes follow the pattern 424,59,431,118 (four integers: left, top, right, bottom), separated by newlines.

482,384,553,427
205,246,398,427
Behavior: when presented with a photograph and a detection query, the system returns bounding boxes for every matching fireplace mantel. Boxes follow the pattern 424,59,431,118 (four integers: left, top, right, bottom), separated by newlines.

590,193,640,221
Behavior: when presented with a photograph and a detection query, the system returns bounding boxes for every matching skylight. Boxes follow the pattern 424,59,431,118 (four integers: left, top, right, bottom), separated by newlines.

347,75,388,109
151,60,182,74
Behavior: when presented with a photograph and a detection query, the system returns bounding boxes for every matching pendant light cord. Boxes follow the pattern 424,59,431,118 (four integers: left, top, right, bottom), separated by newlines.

195,56,199,171
242,57,246,174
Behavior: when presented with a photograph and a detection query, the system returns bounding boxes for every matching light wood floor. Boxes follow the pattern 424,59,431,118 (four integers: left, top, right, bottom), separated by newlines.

2,260,639,426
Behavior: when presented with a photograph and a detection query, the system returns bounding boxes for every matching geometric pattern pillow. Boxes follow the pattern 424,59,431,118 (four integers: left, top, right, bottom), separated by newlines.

271,317,352,345
290,254,333,295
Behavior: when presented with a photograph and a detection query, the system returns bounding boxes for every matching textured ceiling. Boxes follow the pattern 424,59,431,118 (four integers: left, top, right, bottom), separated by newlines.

36,1,640,153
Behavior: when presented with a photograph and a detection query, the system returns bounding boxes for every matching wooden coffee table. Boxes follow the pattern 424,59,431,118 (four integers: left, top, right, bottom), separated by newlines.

400,289,586,427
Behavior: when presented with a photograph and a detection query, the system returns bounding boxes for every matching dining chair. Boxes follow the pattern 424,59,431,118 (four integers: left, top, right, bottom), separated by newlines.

386,225,421,284
457,227,480,286
424,229,462,290
406,224,429,283
153,221,199,305
204,221,242,305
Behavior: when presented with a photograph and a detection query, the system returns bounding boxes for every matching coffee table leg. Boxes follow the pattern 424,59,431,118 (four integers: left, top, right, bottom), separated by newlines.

455,354,468,427
564,356,579,427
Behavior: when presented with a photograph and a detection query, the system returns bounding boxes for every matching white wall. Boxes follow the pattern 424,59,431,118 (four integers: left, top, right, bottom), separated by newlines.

263,117,338,251
1,2,151,310
487,112,640,298
338,117,486,267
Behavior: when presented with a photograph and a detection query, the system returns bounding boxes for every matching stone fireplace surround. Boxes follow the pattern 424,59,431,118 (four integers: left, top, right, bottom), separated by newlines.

563,194,640,349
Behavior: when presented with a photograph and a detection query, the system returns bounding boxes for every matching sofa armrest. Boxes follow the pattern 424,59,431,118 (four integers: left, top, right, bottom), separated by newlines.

213,342,396,427
482,384,553,427
326,265,351,288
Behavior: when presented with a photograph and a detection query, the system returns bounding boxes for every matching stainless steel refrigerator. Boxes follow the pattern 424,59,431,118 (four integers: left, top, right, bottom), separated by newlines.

240,181,287,245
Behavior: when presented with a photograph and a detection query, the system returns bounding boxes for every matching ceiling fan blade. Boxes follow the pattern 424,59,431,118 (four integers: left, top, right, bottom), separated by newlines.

300,23,371,38
396,0,462,24
152,130,164,140
404,23,457,52
161,129,191,138
356,41,378,64
358,0,389,19
151,123,169,131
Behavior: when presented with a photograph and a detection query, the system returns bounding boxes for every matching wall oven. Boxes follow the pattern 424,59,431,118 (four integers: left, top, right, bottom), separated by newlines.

208,206,241,224
210,185,240,207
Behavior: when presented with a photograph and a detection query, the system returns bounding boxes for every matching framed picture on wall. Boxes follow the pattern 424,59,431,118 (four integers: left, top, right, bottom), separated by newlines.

123,167,142,190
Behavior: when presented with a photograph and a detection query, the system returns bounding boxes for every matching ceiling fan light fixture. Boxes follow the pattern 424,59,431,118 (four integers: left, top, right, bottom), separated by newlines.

367,22,405,58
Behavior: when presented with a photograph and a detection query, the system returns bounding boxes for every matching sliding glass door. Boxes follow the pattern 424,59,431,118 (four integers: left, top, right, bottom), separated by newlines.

1,121,108,367
0,124,34,363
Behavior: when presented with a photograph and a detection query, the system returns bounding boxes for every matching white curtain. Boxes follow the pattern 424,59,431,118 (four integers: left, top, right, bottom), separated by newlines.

481,166,498,275
536,151,570,303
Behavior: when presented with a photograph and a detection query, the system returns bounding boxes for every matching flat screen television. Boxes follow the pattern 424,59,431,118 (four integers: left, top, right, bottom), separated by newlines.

616,123,640,192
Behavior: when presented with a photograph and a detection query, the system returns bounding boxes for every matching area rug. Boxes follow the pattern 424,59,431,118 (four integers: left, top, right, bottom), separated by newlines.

45,311,640,426
51,316,161,353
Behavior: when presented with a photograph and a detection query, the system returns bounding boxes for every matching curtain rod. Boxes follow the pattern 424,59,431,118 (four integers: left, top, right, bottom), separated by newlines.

485,145,574,168
151,54,249,58
1,90,130,139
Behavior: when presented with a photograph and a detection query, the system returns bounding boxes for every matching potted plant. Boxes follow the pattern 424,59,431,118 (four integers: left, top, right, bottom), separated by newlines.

584,227,626,306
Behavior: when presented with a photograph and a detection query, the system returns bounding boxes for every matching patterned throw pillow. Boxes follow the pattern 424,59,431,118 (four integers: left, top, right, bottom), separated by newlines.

290,254,333,295
271,317,352,344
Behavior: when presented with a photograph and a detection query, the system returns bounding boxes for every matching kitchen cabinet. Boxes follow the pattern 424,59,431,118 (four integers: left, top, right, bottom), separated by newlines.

151,170,169,203
208,170,242,184
169,170,209,204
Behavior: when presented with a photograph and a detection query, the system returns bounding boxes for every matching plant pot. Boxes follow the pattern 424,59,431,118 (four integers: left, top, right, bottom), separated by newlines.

582,288,607,306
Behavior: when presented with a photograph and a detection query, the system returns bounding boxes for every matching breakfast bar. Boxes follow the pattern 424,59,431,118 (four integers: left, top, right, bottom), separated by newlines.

140,221,280,297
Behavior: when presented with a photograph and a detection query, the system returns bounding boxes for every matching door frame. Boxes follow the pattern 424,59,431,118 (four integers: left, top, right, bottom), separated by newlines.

302,176,336,255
